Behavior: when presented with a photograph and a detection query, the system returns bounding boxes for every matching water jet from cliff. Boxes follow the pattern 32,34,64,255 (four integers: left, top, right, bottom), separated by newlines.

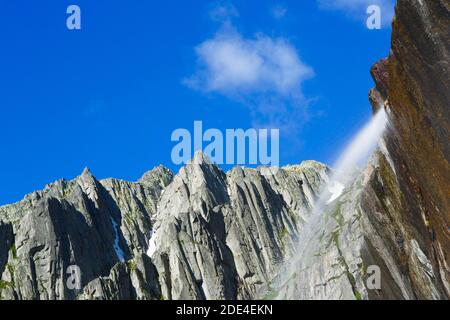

314,107,388,214
273,107,389,297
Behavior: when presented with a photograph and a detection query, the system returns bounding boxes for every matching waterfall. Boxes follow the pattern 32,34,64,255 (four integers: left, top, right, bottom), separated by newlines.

329,107,389,187
315,107,388,213
274,107,389,296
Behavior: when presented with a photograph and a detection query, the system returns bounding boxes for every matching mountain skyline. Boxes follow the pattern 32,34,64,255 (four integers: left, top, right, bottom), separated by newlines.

0,1,393,205
0,0,448,301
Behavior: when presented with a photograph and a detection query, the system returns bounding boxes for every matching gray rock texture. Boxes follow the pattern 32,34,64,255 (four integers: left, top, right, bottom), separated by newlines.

0,157,329,300
277,0,450,300
0,0,448,300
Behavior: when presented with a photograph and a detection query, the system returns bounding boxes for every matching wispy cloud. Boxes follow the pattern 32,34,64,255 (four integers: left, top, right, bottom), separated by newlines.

317,0,395,27
209,2,239,22
271,4,288,19
184,11,314,136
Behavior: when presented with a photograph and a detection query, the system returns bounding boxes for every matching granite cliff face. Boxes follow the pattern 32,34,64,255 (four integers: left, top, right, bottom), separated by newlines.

381,0,449,297
0,156,329,300
0,166,171,300
0,0,448,300
277,0,449,300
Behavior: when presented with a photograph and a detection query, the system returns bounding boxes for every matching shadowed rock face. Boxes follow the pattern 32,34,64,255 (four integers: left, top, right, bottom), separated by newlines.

385,0,450,297
0,167,170,300
0,0,448,301
366,0,449,298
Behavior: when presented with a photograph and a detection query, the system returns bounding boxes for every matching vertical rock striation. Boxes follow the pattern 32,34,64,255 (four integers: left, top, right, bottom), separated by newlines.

0,0,448,301
382,0,450,298
0,156,329,300
278,0,449,300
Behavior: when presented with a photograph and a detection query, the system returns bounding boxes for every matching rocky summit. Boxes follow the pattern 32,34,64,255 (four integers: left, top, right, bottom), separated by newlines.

0,0,449,300
0,155,329,300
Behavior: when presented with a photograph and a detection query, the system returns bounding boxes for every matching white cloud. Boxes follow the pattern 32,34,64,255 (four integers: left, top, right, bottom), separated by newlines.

185,26,313,99
184,6,314,139
318,0,395,27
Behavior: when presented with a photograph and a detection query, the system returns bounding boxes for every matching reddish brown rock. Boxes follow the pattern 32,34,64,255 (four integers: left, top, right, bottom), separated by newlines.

370,0,450,298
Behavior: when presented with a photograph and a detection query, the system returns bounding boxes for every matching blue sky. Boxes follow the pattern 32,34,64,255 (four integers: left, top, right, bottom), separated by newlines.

0,0,394,205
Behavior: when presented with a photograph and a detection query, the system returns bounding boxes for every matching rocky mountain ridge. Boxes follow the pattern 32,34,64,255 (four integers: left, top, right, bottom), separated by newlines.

0,0,448,300
0,154,330,300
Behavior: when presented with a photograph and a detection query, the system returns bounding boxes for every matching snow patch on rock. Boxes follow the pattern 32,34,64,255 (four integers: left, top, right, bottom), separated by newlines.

326,181,344,204
146,229,157,258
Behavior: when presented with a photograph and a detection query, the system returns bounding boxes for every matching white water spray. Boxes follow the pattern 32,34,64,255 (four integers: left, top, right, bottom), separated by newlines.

273,107,389,295
330,107,389,186
311,107,388,215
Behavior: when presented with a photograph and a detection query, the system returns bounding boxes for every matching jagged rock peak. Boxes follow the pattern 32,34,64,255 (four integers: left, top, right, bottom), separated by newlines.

189,150,215,166
138,165,173,184
284,160,329,173
82,166,92,176
78,166,97,185
179,151,226,188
